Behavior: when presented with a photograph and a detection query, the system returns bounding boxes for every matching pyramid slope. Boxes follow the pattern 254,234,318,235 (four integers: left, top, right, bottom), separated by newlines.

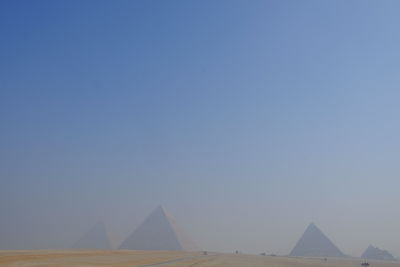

362,245,395,261
290,223,345,257
119,206,197,251
72,222,112,249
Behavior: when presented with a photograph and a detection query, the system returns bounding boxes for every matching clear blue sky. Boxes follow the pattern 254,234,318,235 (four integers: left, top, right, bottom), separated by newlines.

1,0,400,256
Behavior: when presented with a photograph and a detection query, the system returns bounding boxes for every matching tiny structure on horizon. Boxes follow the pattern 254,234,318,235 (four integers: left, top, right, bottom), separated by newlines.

362,245,395,261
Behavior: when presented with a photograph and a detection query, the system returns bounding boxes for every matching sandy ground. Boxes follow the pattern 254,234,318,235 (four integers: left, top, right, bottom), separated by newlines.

0,250,399,267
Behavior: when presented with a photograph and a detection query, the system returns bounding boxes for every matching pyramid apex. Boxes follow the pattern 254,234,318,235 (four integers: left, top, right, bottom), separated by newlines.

308,222,317,228
305,223,319,232
153,205,168,215
157,205,166,211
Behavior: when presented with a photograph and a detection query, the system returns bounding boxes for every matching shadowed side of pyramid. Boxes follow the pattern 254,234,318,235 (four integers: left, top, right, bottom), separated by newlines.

290,223,345,257
72,222,112,249
119,206,197,251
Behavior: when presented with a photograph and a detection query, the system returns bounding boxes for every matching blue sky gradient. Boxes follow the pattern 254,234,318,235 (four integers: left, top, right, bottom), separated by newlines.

1,0,400,255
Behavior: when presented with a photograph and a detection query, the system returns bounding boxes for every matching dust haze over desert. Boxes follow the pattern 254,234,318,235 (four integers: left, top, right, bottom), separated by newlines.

1,0,400,266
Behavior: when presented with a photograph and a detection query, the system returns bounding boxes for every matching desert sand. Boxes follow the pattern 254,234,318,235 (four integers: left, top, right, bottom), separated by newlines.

1,250,400,267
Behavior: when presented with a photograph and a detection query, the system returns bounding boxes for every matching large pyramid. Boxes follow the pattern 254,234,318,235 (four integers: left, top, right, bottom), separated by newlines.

119,206,197,251
72,222,112,249
362,245,395,261
290,223,345,257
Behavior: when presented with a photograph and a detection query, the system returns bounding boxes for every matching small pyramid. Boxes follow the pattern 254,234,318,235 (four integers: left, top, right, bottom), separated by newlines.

72,222,112,249
362,245,395,261
119,206,197,251
290,223,345,257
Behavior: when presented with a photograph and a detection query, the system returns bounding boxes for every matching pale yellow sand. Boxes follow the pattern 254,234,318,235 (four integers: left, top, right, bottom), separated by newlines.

165,254,400,267
1,250,400,267
0,250,197,266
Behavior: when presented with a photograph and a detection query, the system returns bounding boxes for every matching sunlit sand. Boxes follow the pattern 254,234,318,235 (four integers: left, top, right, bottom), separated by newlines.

1,250,399,267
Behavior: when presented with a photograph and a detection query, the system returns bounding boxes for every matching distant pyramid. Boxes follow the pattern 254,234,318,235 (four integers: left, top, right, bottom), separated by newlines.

362,245,395,261
290,223,345,257
72,222,112,249
119,206,197,251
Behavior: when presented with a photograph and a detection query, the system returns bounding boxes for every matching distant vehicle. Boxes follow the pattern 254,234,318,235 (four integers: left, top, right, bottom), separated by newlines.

203,251,207,255
361,260,370,266
260,253,266,256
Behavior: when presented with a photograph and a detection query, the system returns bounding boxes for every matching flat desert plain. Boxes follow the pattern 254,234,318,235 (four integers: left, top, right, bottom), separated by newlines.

1,250,400,267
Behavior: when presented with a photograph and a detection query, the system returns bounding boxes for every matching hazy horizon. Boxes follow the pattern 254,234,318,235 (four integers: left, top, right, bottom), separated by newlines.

1,0,400,257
